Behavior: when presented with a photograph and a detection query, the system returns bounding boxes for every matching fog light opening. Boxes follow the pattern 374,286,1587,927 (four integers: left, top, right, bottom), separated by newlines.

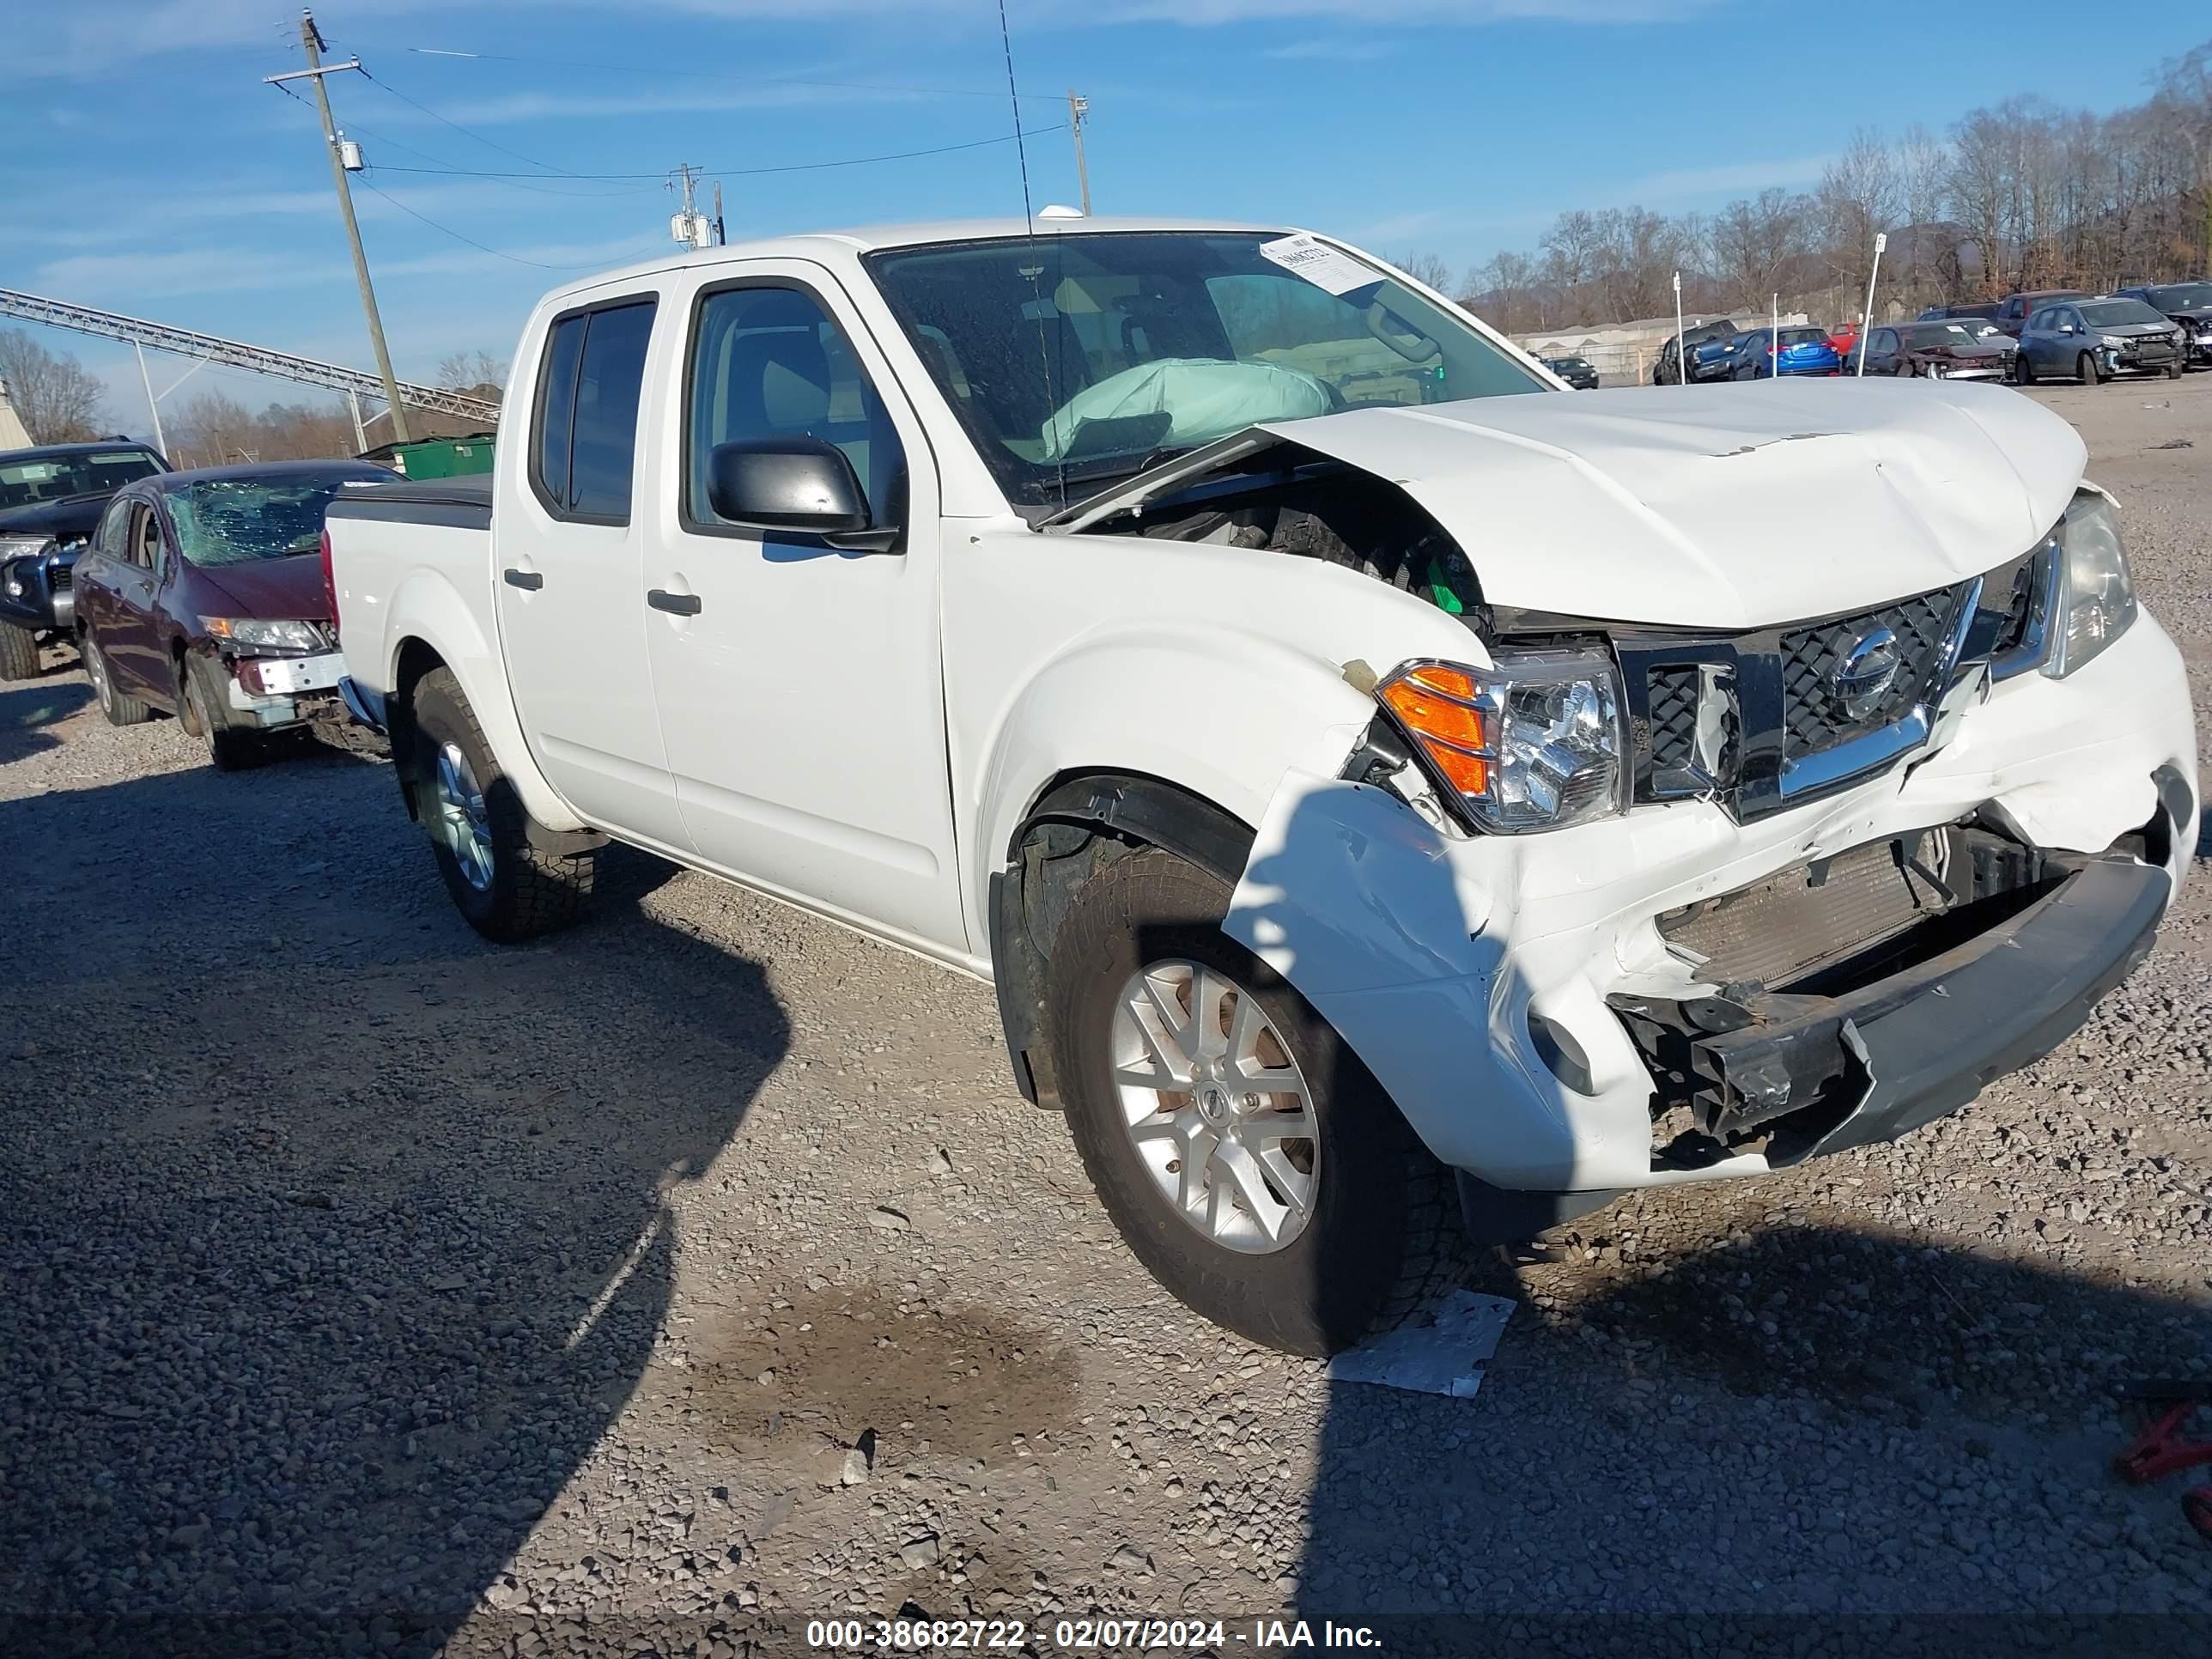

1528,1011,1596,1097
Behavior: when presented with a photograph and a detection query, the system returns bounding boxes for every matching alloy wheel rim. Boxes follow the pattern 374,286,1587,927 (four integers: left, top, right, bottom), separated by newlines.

1109,959,1319,1255
431,740,495,892
85,641,111,710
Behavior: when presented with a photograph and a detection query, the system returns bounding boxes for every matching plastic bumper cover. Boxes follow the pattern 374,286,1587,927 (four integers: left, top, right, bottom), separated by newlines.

1620,849,2168,1167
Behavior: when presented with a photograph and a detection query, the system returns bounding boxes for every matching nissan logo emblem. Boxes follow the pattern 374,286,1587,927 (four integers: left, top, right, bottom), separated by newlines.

1831,627,1902,720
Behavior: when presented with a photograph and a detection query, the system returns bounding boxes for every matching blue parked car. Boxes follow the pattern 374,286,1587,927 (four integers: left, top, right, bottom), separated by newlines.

1730,325,1843,379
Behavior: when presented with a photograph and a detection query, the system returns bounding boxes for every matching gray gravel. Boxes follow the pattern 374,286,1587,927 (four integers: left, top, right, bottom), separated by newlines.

3,376,2209,1657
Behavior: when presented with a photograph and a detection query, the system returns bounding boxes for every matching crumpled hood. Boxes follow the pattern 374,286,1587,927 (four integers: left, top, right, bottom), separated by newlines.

189,552,329,622
1257,379,2086,630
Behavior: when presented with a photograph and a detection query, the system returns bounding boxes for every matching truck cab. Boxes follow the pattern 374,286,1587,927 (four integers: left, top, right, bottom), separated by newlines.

328,218,2198,1356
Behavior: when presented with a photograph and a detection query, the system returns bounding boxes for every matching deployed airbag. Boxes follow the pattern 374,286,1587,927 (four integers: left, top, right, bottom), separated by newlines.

1040,358,1333,459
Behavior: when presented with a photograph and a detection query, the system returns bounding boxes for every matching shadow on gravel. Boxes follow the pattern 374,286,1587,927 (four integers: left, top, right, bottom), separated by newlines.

0,678,93,764
1224,785,2212,1653
0,761,787,1657
1291,1229,2212,1656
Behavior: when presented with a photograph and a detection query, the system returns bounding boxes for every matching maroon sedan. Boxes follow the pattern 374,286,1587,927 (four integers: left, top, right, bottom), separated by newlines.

71,459,392,769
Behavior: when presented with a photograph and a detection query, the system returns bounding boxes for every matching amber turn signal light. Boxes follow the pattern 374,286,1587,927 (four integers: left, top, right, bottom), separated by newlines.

1380,666,1490,795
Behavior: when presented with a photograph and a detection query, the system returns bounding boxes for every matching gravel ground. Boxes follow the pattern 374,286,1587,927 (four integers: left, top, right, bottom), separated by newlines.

2,377,2209,1659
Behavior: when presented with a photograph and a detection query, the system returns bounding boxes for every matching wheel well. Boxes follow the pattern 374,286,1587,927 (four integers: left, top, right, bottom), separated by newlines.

989,770,1255,1110
386,638,447,821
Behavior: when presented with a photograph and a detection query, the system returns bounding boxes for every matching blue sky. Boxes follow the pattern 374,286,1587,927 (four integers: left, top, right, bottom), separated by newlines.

6,0,2196,437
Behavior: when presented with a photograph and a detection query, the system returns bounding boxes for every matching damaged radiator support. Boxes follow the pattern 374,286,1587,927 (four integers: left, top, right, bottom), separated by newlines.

1611,823,2060,1152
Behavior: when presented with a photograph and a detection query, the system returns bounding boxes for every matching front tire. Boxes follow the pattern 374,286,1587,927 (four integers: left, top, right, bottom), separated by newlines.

2078,352,2104,386
183,660,261,771
83,635,150,726
410,667,596,942
0,624,39,682
1045,846,1466,1356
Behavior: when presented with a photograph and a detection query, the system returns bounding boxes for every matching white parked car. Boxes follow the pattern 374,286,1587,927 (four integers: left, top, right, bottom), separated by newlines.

326,218,2199,1356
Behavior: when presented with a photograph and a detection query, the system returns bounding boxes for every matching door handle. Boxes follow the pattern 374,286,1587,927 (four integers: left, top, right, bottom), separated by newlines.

647,589,702,617
502,568,544,591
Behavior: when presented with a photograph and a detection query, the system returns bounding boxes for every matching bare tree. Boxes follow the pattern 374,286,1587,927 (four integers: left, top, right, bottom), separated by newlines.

435,349,509,395
0,329,107,446
1816,129,1902,316
169,391,357,470
1711,189,1813,313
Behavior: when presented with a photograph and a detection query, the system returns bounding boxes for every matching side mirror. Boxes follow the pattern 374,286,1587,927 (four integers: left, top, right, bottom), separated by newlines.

704,439,898,553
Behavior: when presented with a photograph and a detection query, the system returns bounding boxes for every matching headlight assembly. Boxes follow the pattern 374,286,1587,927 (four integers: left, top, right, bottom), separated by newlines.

0,535,52,562
1378,650,1627,834
2045,493,2136,679
200,617,324,652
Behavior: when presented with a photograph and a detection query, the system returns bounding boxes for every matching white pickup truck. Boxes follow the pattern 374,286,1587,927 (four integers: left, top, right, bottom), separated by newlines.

327,216,2198,1356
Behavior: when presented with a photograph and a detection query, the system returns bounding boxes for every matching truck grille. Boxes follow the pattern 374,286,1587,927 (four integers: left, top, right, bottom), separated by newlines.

1645,665,1700,774
1618,550,2038,823
1778,586,1967,760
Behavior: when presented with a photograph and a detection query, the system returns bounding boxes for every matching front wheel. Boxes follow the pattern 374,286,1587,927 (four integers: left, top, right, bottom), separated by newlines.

0,624,39,683
2016,353,2037,386
1045,847,1467,1356
2078,352,2104,386
183,660,262,771
410,667,596,942
83,635,150,726
2166,360,2185,380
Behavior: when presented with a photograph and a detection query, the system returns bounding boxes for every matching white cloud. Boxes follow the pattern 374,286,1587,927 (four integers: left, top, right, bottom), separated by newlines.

30,247,341,304
1626,154,1832,201
1261,38,1397,59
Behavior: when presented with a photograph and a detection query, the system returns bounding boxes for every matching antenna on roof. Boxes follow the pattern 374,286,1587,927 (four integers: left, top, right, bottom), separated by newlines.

996,0,1068,512
994,0,1035,238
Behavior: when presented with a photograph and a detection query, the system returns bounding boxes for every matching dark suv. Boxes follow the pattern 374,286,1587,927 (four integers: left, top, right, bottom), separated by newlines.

0,439,170,679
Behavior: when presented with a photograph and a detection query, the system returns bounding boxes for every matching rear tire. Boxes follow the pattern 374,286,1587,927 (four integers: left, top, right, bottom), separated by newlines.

2016,353,2036,385
0,624,39,682
82,636,150,726
410,667,596,942
2078,352,2104,386
1045,846,1468,1356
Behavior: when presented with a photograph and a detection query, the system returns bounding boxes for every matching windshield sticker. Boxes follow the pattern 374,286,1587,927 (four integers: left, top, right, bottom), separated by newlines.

1258,234,1382,297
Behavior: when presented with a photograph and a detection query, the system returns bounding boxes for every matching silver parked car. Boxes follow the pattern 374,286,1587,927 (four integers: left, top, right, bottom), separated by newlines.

2015,297,2183,385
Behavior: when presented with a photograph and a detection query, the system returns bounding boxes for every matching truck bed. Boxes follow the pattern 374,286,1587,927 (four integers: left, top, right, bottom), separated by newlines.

327,474,492,532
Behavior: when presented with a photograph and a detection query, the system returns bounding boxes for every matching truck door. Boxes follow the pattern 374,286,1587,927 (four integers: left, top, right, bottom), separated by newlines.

641,267,964,953
494,291,690,853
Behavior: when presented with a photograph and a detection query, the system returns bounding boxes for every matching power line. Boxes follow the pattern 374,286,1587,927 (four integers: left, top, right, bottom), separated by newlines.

270,66,653,198
404,45,1062,103
352,179,656,271
363,124,1068,183
356,64,586,179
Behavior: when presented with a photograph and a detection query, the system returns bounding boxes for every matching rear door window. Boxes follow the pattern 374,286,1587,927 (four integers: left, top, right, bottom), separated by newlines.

532,298,658,524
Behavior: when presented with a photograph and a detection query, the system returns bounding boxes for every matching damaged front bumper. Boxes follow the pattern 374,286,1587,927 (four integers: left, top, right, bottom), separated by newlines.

1611,842,2168,1169
1224,610,2197,1200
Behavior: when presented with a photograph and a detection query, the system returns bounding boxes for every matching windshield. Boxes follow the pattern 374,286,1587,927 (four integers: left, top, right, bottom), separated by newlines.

2146,283,2212,309
0,448,161,512
2079,300,2169,329
168,473,371,567
864,230,1547,507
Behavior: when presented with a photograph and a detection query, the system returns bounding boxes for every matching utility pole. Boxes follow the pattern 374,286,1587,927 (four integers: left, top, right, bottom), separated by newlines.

1066,91,1091,216
712,180,726,246
668,164,709,249
270,10,410,444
